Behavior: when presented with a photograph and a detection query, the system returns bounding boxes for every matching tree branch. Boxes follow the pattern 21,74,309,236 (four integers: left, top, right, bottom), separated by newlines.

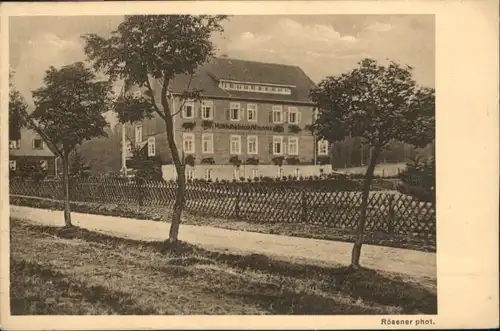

26,117,63,158
144,77,168,122
170,74,195,117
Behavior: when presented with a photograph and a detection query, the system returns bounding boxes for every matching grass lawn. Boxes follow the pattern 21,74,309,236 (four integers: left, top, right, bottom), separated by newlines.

10,218,437,315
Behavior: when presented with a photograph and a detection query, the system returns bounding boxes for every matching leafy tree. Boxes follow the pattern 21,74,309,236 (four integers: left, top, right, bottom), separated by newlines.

397,156,435,203
9,70,64,162
31,62,113,227
128,145,163,182
82,15,227,243
310,58,435,269
9,70,28,141
70,150,91,179
78,124,123,175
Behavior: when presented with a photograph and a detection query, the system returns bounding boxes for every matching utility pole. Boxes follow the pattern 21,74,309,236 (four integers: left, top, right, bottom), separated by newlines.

120,82,128,177
312,107,317,165
121,123,127,176
360,144,364,166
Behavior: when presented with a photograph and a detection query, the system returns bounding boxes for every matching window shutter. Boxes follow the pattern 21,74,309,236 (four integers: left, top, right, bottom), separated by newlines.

269,141,273,154
226,108,230,121
283,139,287,155
240,107,244,121
283,111,288,123
269,110,273,123
298,111,302,124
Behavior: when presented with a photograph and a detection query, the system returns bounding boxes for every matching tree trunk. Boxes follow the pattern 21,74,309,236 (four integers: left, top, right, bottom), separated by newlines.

169,162,186,243
159,84,186,244
350,145,382,269
164,118,185,244
62,150,72,227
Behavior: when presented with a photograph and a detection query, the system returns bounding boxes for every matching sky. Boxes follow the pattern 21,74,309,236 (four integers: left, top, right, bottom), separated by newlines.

9,14,434,125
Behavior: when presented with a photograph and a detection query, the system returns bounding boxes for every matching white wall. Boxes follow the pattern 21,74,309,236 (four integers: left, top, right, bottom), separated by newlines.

162,164,332,181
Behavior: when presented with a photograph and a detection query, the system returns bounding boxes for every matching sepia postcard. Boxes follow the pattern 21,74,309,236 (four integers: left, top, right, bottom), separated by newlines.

1,0,498,330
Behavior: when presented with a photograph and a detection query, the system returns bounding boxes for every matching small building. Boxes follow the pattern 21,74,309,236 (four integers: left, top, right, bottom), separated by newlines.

9,127,58,176
123,57,331,180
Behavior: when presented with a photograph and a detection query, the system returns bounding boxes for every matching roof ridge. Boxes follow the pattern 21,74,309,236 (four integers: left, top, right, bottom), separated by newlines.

215,56,301,69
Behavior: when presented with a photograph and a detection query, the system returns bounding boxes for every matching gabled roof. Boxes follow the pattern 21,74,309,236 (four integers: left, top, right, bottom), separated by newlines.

169,57,317,105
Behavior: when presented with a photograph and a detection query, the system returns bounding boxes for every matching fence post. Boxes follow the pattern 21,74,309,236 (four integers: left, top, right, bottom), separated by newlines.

301,189,307,222
387,194,395,233
234,185,240,219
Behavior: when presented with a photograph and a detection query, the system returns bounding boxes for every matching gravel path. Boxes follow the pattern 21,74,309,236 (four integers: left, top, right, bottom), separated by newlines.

10,205,436,283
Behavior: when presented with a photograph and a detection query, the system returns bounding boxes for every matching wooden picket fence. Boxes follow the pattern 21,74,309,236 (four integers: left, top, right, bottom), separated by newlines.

9,177,436,239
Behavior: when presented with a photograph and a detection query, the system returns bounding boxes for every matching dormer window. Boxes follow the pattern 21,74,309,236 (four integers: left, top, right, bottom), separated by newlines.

219,80,293,95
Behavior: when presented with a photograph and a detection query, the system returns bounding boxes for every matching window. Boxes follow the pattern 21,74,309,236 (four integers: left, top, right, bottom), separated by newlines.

135,125,143,143
288,107,299,124
9,160,16,170
9,140,20,149
294,168,300,177
202,133,214,154
247,104,257,122
247,135,258,155
148,136,156,156
273,136,283,155
318,139,329,155
183,100,195,119
272,105,283,123
252,168,259,179
201,100,214,120
40,160,48,170
288,137,299,155
183,133,195,154
230,102,241,121
32,139,43,150
204,168,212,180
230,135,241,155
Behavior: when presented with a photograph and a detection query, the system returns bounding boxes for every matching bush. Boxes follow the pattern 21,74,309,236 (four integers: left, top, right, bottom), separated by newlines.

273,125,284,133
182,122,196,130
11,159,48,181
397,156,435,203
201,120,214,129
272,156,285,167
245,157,259,165
286,157,300,165
201,157,215,165
288,124,302,134
261,176,273,183
229,155,242,167
184,155,195,167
